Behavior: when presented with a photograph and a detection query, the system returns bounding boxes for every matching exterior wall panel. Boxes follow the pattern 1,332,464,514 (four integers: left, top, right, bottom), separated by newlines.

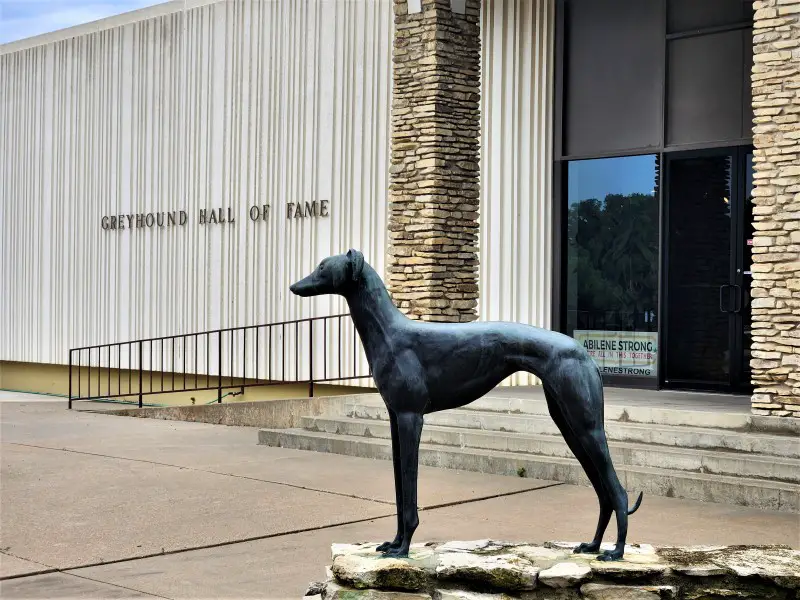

479,0,554,385
1,0,392,384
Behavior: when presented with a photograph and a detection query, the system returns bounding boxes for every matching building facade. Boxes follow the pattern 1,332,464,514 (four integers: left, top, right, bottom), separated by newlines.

1,0,798,416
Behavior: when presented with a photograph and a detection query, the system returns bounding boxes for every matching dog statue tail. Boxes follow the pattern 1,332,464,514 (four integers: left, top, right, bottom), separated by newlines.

628,491,644,515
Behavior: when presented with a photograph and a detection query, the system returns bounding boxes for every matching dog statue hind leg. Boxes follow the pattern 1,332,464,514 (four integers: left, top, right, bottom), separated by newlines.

544,360,643,561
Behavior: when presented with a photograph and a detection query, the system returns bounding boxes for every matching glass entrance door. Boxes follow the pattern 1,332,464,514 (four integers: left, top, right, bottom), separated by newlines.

663,148,753,392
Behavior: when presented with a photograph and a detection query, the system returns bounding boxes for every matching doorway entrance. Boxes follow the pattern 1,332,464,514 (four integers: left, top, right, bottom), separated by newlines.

662,147,754,393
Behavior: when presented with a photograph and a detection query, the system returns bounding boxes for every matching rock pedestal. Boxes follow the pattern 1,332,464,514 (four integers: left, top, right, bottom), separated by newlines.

304,540,799,599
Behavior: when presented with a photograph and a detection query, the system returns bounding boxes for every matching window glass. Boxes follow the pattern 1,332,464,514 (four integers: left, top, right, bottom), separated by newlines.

566,155,660,378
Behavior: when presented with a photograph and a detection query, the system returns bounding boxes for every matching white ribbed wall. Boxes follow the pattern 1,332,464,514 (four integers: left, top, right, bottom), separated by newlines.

1,0,554,388
479,0,555,385
1,0,392,382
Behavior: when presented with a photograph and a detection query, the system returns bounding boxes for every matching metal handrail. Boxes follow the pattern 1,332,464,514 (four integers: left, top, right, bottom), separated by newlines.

68,313,351,351
67,314,371,409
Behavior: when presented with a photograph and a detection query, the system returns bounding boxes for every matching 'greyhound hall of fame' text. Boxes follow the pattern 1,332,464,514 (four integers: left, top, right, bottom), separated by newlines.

100,200,331,231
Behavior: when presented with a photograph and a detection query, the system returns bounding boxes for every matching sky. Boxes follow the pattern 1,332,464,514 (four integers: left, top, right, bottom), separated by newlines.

0,0,167,44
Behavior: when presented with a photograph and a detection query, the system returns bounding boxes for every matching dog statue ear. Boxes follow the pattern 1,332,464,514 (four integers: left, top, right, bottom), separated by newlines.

347,249,364,282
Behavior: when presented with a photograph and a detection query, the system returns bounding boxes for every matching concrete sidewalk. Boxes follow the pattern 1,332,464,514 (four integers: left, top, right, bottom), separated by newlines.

1,395,798,599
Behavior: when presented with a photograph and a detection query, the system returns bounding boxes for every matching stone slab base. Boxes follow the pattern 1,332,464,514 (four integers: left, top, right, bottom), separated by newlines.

303,540,799,599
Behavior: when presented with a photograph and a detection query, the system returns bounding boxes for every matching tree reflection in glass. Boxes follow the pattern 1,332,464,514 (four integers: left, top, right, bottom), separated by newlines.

566,155,660,377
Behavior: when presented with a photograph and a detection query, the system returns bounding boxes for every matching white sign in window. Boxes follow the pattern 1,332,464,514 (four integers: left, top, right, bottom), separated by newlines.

573,330,658,378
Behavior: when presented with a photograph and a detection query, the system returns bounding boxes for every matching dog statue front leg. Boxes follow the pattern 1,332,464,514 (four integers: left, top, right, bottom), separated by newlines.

377,410,403,553
382,411,423,558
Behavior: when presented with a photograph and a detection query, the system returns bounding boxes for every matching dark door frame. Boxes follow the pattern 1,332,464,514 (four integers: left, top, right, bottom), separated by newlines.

731,147,754,394
659,145,754,393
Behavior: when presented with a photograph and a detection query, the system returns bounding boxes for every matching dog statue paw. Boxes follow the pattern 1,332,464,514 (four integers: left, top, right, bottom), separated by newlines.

573,542,601,554
376,539,401,553
597,548,625,561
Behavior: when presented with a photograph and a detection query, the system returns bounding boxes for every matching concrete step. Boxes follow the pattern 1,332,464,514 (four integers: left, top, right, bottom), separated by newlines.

344,395,756,430
258,428,800,513
342,402,800,459
299,416,800,484
463,396,754,430
341,393,799,435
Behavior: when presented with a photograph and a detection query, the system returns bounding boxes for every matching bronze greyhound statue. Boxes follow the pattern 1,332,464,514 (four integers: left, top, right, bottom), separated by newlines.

290,249,642,561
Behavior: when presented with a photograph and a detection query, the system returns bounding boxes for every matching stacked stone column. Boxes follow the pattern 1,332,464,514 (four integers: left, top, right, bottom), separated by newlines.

387,0,481,322
751,0,800,417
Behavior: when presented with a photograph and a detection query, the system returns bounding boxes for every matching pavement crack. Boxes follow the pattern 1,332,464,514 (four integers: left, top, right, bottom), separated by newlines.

421,482,566,511
62,571,173,599
6,442,396,506
0,550,59,581
0,550,53,567
0,568,60,582
13,514,395,577
2,485,566,584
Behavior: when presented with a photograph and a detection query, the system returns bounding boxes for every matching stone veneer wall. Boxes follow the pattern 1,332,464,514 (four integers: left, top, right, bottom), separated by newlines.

751,0,800,417
387,0,482,322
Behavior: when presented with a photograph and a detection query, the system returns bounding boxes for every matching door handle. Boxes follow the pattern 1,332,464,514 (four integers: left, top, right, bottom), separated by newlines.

719,284,743,313
719,285,733,313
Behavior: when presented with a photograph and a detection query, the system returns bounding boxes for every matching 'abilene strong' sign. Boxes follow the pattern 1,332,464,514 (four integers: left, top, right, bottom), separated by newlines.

100,200,330,231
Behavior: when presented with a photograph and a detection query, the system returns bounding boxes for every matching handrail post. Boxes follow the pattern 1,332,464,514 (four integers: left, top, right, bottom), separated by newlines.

68,350,73,410
309,321,314,398
138,342,143,408
218,329,223,403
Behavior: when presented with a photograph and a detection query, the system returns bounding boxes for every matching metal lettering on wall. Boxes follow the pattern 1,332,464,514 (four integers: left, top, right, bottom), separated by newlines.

100,201,330,230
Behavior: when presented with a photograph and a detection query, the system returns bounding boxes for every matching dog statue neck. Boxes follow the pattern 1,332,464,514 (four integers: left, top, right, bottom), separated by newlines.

344,263,405,343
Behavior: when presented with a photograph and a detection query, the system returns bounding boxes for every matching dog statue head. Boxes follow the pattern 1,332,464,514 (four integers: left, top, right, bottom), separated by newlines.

289,249,365,297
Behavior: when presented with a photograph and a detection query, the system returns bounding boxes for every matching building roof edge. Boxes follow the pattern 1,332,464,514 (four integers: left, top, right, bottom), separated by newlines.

0,0,220,55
